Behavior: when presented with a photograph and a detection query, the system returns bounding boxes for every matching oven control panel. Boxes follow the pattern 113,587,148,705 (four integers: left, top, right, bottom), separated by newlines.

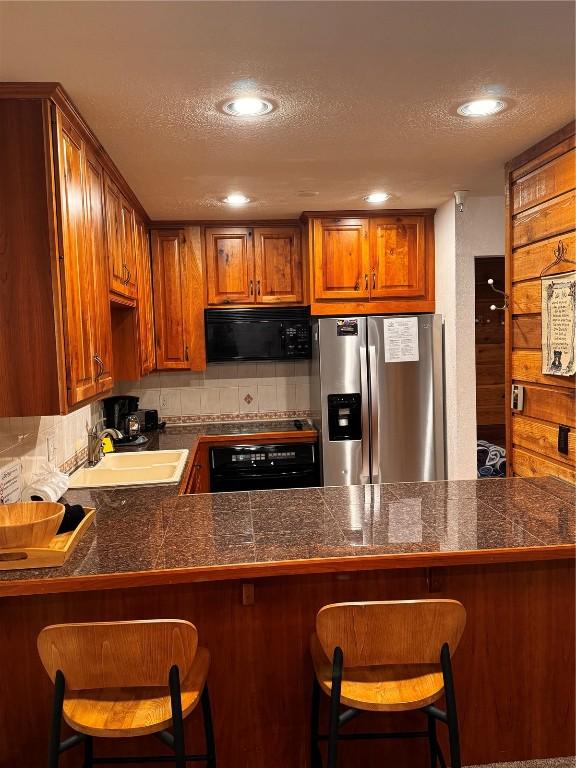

282,322,311,358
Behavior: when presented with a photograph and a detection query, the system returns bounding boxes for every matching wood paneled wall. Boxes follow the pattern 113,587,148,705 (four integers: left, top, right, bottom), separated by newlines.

505,122,576,481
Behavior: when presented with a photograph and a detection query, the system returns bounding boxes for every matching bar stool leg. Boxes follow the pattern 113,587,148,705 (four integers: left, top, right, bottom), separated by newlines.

169,665,186,768
327,646,343,768
440,643,461,768
201,683,216,768
427,712,438,768
83,735,93,768
310,677,322,768
49,670,65,768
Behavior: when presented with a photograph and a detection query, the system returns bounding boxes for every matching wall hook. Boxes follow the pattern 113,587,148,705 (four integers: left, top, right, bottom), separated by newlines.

487,278,509,310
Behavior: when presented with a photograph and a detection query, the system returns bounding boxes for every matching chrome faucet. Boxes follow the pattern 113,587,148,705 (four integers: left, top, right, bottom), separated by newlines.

87,422,123,467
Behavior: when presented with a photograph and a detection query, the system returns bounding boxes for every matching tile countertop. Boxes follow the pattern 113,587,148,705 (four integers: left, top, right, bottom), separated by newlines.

0,424,573,597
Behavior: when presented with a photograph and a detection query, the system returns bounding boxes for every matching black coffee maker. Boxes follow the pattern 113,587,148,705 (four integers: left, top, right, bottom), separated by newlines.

102,396,148,447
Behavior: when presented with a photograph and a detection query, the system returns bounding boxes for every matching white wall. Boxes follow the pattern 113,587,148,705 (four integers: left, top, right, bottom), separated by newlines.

435,195,505,479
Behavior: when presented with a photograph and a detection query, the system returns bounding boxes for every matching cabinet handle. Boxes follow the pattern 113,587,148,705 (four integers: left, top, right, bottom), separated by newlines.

257,280,261,295
250,280,254,296
121,263,129,284
364,273,368,290
125,266,131,284
372,272,376,289
354,280,360,291
185,345,189,362
94,355,104,380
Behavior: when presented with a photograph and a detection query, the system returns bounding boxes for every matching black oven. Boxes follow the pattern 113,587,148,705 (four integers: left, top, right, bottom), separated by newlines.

205,307,311,363
210,443,319,492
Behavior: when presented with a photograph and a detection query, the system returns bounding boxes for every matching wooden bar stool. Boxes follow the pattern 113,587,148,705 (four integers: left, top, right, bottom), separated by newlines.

310,599,466,768
37,619,216,768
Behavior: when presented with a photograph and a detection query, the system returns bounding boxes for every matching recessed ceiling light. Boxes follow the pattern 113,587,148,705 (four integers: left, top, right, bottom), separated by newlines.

364,192,390,204
223,193,251,206
457,99,507,117
222,97,274,117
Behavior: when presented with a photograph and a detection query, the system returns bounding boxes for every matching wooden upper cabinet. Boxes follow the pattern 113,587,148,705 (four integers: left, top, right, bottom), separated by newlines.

312,219,370,300
55,111,112,406
105,177,137,299
84,146,113,395
254,226,302,303
152,229,192,369
205,227,254,304
120,198,138,296
135,215,155,375
370,216,427,298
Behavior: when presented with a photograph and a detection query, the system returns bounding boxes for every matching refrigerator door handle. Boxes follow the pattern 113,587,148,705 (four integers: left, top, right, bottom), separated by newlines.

360,344,370,483
369,344,380,484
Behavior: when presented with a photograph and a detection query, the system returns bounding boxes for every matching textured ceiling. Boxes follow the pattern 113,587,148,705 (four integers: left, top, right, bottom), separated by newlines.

0,1,574,220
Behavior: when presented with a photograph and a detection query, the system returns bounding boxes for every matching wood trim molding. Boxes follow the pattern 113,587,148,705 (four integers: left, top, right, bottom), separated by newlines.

0,82,149,222
505,120,576,175
300,208,436,222
0,543,573,599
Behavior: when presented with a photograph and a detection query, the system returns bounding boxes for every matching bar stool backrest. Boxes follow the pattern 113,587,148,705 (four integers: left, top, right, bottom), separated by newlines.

316,599,466,667
37,619,198,690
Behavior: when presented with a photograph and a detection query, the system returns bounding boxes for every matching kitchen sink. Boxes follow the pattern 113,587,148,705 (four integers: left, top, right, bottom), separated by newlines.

68,449,189,489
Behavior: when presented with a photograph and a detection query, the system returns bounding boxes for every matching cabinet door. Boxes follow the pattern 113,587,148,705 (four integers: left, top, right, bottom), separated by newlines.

135,216,156,375
84,147,113,394
205,227,254,304
120,198,138,297
104,178,125,295
312,219,370,300
55,112,100,405
370,216,427,298
254,226,303,303
152,229,192,369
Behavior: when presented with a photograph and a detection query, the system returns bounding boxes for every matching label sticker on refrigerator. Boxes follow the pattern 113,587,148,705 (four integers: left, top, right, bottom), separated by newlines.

383,317,419,362
336,319,358,336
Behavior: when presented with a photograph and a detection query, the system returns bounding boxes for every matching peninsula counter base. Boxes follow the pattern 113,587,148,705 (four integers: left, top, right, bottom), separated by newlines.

1,559,573,768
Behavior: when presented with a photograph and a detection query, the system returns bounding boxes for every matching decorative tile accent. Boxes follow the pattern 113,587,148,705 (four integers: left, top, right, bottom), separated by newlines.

162,410,312,426
244,393,253,404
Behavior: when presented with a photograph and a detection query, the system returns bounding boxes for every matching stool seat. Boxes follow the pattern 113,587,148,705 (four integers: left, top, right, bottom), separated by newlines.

61,646,210,738
310,633,444,712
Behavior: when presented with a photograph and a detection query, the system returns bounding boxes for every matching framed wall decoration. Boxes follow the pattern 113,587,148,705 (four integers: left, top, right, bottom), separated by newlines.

541,269,576,377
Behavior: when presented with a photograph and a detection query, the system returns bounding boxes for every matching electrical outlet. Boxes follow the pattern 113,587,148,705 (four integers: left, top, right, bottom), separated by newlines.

46,434,56,464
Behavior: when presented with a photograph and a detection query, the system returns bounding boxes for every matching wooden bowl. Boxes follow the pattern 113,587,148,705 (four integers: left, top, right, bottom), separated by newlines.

0,502,65,549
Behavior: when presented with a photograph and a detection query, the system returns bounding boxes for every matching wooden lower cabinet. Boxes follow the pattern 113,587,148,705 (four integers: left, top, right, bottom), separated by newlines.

0,560,573,767
307,213,435,314
152,227,205,371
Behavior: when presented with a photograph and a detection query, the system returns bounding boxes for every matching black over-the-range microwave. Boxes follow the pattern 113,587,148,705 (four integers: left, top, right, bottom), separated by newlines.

205,307,312,363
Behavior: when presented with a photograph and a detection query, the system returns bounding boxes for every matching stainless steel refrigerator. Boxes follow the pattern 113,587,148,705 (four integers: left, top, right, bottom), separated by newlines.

310,314,445,486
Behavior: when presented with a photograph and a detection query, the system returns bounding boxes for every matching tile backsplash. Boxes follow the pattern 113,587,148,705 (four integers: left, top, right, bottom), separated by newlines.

118,360,312,420
0,402,102,490
0,361,312,491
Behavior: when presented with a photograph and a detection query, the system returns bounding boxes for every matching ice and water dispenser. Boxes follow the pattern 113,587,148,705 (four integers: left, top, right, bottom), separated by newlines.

327,393,362,441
